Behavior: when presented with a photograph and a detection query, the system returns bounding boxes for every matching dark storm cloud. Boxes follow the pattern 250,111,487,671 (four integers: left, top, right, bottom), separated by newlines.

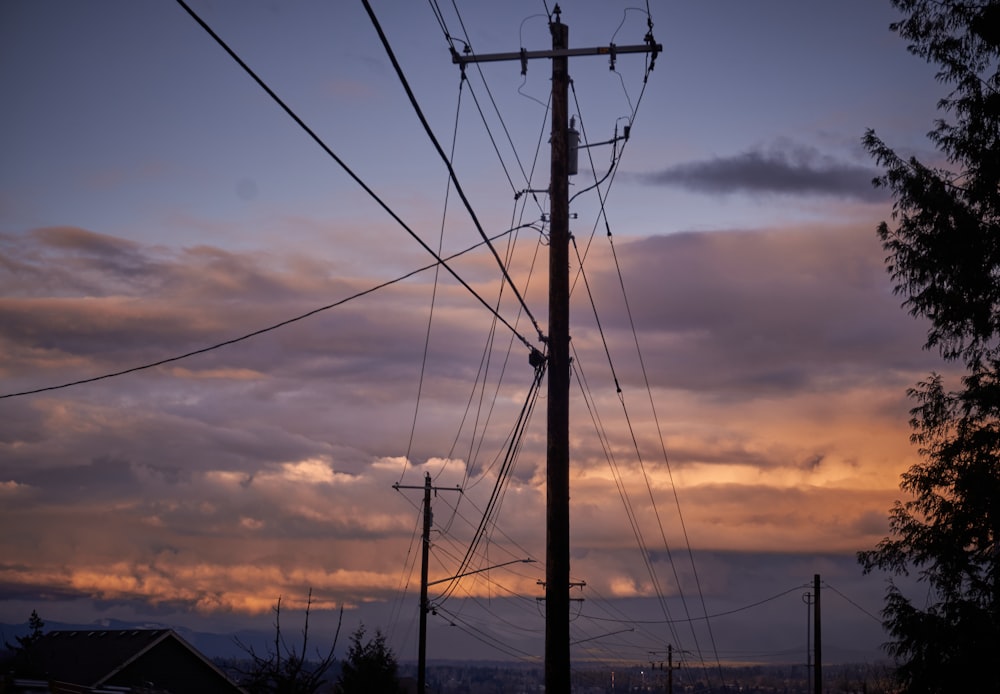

637,141,886,201
17,456,136,497
579,224,934,397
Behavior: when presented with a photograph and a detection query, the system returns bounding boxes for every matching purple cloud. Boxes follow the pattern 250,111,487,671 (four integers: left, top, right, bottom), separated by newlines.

637,141,886,201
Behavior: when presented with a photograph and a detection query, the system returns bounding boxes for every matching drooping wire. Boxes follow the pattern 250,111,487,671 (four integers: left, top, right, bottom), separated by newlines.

432,603,540,661
579,584,810,625
565,84,693,655
604,227,729,682
385,496,425,649
822,581,883,624
435,490,540,573
515,14,553,109
434,361,545,606
569,349,683,652
1,227,525,400
361,0,545,347
565,47,727,685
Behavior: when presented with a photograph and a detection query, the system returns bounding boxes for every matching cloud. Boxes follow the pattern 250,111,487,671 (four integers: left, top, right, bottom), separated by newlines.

635,140,886,201
0,222,929,627
577,223,934,399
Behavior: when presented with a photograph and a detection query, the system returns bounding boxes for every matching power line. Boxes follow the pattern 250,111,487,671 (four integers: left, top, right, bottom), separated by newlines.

435,361,545,606
823,581,883,624
173,0,537,353
401,72,467,483
579,584,810,625
441,0,549,214
360,0,545,347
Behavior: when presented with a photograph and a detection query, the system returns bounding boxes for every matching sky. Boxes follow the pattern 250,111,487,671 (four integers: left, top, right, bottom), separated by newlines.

0,0,954,680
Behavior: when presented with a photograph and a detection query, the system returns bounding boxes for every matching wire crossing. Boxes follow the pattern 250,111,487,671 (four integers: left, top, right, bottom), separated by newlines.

0,227,528,400
361,0,546,347
174,0,538,355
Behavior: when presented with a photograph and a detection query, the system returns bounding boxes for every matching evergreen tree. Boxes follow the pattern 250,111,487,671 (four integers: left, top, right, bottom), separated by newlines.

335,625,401,694
11,610,45,651
858,1,1000,692
3,610,45,677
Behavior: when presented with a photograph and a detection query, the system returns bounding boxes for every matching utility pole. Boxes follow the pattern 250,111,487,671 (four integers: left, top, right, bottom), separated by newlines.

814,574,822,694
393,473,460,694
453,7,659,692
650,644,682,694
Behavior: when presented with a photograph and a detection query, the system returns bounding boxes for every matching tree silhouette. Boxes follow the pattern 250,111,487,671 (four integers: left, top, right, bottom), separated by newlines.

858,1,1000,692
5,609,44,652
235,590,342,694
2,610,46,677
334,624,401,694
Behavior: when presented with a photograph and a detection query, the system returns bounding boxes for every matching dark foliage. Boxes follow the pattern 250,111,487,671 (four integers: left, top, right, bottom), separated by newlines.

2,610,45,677
335,624,401,694
858,1,1000,692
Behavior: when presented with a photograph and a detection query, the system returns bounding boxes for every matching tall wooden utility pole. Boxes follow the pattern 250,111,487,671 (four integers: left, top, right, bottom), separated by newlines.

453,7,659,692
546,14,572,694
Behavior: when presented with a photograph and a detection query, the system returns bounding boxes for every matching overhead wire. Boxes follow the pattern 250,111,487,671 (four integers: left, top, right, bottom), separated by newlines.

568,345,684,653
578,584,810,625
822,581,883,624
565,61,692,651
598,203,729,682
434,361,545,606
568,240,696,655
423,0,552,501
385,498,426,650
411,0,557,577
425,0,555,502
432,603,540,662
400,69,467,483
559,13,730,684
361,0,545,347
442,0,549,214
377,14,558,601
402,0,687,673
394,0,556,625
173,0,538,342
0,226,527,400
515,15,554,110
435,485,540,574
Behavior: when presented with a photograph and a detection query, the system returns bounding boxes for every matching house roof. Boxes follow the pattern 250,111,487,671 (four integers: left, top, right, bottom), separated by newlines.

27,629,243,692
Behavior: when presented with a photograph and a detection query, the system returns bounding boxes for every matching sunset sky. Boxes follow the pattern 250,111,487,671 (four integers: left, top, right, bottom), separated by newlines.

1,0,952,677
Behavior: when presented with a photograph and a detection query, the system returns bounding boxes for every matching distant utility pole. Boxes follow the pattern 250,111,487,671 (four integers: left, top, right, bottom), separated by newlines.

813,574,821,694
453,6,659,693
802,574,822,694
649,644,681,694
392,472,460,694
